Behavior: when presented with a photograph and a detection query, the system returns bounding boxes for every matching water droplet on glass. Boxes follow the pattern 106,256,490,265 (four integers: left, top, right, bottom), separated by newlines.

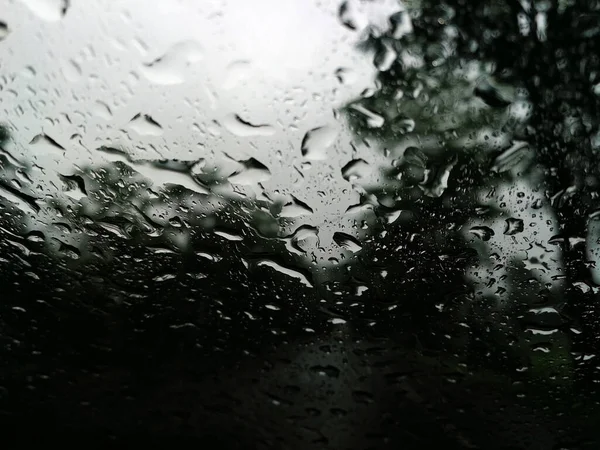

55,240,80,259
374,41,397,72
255,259,313,287
301,126,338,161
153,273,177,282
92,100,113,120
279,195,314,218
419,159,455,198
227,158,271,185
30,133,65,153
140,40,203,85
469,226,495,241
60,174,87,201
504,217,524,236
349,104,385,128
333,231,362,253
491,141,533,174
214,229,244,241
61,59,82,82
330,317,347,325
0,181,39,214
20,0,69,21
282,225,319,255
222,60,252,90
390,10,413,38
341,158,371,182
310,365,340,378
222,114,276,137
334,67,357,85
97,147,209,195
128,113,163,136
0,21,9,41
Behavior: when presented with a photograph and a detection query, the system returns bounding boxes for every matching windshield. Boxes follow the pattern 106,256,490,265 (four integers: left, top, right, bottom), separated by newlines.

1,0,599,448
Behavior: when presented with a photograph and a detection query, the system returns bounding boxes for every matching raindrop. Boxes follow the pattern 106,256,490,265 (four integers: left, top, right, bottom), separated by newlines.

491,141,533,174
92,101,113,120
338,1,359,30
222,60,252,90
59,174,87,200
255,259,313,287
333,231,362,253
349,104,385,128
97,147,209,195
341,158,370,182
504,217,524,236
153,273,177,282
310,365,340,378
227,158,271,185
140,40,203,85
331,317,347,325
222,114,276,137
301,126,338,161
25,230,45,243
279,195,314,218
30,133,65,153
56,240,81,259
214,229,244,241
0,181,40,214
390,10,413,38
391,117,415,134
475,79,513,108
196,252,223,262
281,225,319,255
19,0,69,21
0,22,9,41
374,41,397,72
469,226,495,241
128,113,163,136
334,67,357,85
419,159,455,198
61,59,82,82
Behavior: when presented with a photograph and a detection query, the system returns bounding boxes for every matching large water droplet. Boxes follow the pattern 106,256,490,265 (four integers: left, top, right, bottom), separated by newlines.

140,40,203,85
333,231,362,253
349,104,385,128
310,365,340,378
227,158,271,185
504,217,524,236
92,101,113,120
301,126,338,161
30,133,65,153
0,180,40,214
61,59,82,82
374,41,397,72
0,22,9,41
60,174,87,201
341,158,371,182
128,113,163,136
419,160,455,198
97,147,209,195
222,60,252,90
279,196,314,218
19,0,69,21
222,114,276,137
214,229,244,241
255,259,313,287
469,226,495,241
281,225,319,255
491,141,533,174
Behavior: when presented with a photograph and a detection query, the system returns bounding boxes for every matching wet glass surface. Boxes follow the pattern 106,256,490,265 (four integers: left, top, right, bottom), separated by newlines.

1,0,600,448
